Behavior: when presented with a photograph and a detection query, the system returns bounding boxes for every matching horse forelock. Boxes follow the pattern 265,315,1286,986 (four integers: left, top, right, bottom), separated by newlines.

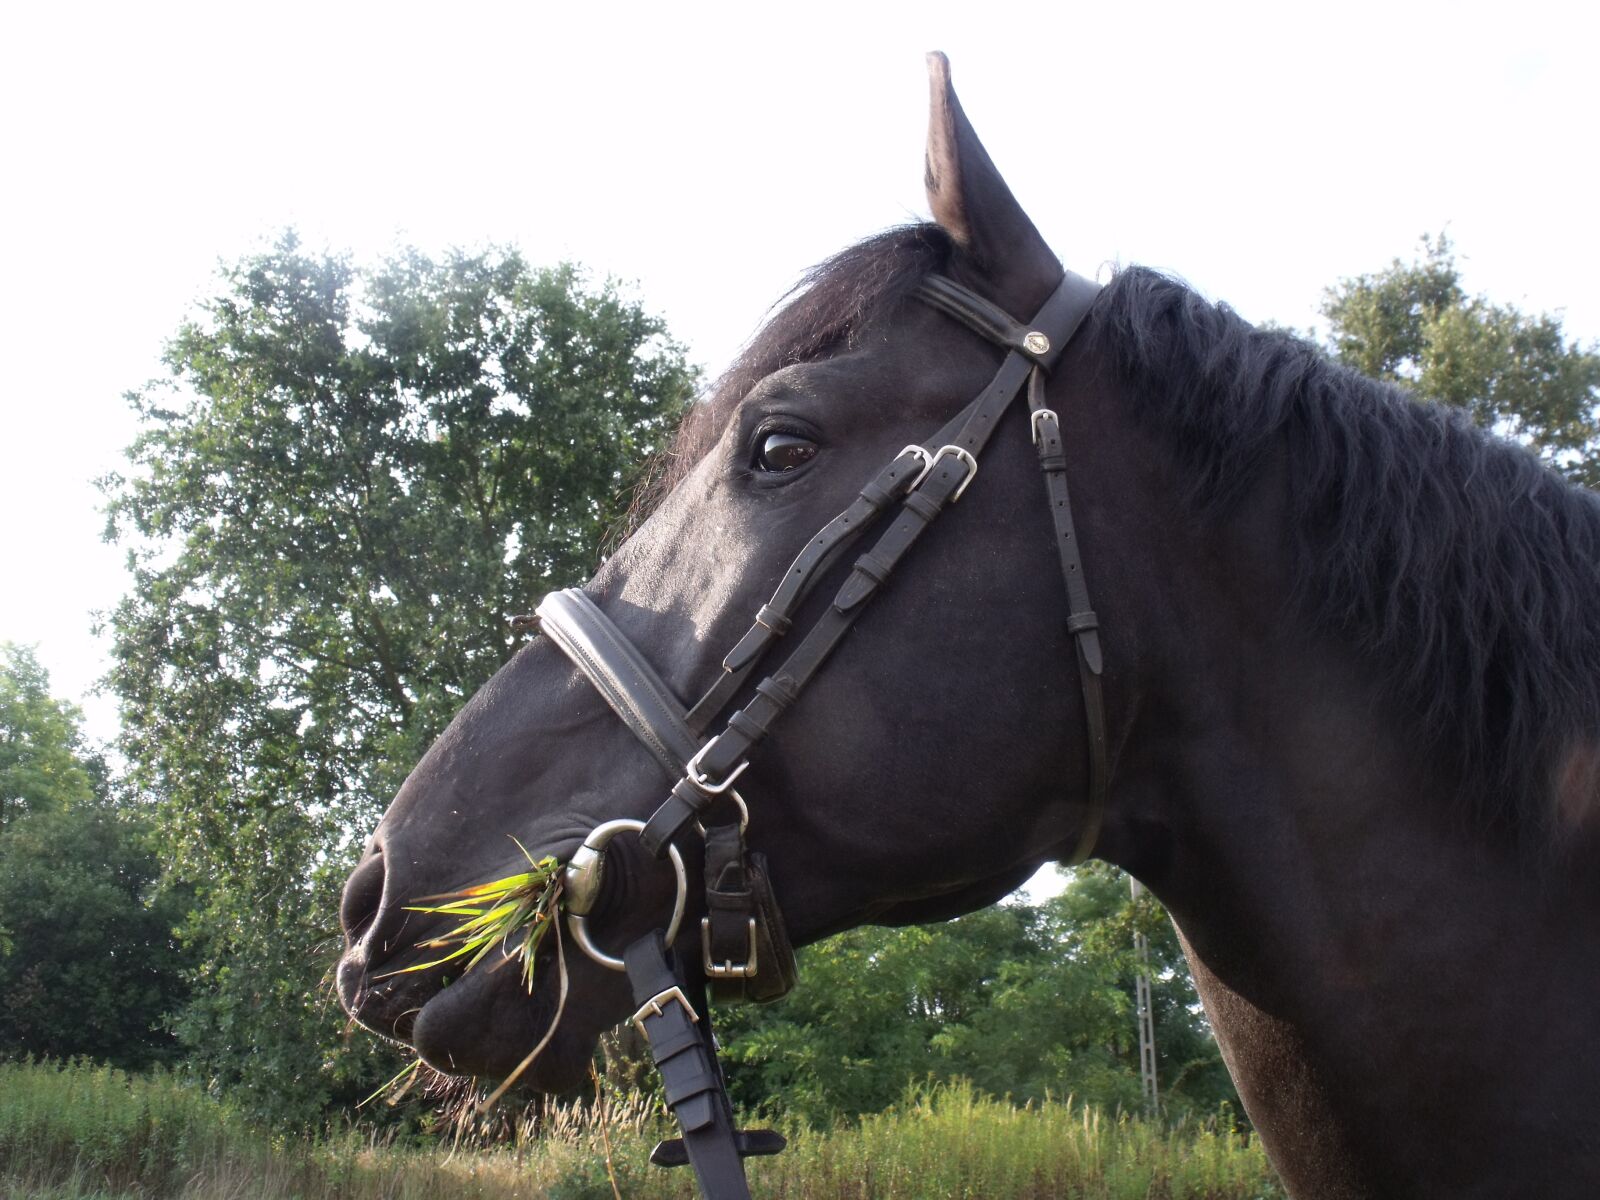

1095,266,1600,849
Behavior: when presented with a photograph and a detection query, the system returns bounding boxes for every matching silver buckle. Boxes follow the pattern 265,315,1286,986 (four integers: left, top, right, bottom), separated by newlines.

687,738,750,796
897,445,935,490
701,917,759,979
630,985,699,1034
1030,408,1059,445
918,444,978,502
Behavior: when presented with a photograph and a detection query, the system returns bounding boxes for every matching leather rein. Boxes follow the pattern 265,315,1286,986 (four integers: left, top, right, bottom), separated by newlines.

522,268,1106,1199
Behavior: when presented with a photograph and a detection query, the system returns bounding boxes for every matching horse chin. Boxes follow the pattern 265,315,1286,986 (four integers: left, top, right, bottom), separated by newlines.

408,963,598,1094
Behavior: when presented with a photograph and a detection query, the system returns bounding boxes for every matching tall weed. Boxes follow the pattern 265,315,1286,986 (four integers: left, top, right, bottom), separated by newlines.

0,1060,1281,1199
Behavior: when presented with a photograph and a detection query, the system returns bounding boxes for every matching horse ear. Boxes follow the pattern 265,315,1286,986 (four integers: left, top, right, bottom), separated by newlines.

924,52,1059,303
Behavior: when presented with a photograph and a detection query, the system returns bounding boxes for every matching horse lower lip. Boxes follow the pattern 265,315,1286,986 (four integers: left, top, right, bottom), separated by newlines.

409,972,584,1088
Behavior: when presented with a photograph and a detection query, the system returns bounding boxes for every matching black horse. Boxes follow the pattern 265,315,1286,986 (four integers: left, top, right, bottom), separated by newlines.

338,55,1600,1197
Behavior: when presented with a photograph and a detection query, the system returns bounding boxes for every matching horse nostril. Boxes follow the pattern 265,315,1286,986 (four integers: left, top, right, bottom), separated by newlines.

341,849,387,943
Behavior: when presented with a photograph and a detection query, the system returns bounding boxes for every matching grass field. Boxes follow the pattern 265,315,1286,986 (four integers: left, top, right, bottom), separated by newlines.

0,1059,1283,1199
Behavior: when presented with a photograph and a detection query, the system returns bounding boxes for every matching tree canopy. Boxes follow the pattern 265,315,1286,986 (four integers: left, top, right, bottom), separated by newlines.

1321,234,1600,485
714,864,1235,1126
0,645,187,1068
0,644,99,828
100,237,697,1122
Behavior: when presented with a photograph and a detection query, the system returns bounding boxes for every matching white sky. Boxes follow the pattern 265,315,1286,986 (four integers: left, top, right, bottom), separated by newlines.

2,0,1596,749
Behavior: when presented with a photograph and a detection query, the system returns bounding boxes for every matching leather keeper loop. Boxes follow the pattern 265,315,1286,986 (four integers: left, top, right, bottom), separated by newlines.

903,490,944,521
754,675,799,710
726,709,765,742
853,552,893,585
1067,611,1100,634
753,605,791,635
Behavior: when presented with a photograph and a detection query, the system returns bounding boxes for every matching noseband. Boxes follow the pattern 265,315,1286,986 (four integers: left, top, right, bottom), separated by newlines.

526,268,1105,1198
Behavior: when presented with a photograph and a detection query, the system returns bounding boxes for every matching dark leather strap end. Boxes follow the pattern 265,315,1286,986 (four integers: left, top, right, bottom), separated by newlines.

1075,627,1104,676
723,624,775,673
650,1129,788,1168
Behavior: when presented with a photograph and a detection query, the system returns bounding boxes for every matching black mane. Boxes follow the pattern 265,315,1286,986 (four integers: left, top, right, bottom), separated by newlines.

1095,266,1600,839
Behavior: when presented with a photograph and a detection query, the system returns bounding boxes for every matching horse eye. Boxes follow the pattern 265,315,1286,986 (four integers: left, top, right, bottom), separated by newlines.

755,432,818,473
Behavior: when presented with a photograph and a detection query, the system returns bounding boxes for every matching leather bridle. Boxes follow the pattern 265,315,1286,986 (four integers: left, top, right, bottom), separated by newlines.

524,267,1106,1199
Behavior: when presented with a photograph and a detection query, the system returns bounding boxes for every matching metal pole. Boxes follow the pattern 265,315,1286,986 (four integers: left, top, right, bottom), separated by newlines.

1129,875,1159,1114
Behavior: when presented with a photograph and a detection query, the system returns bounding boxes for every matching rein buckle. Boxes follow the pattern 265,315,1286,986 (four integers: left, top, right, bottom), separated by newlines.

631,984,700,1034
1030,407,1059,445
897,444,936,490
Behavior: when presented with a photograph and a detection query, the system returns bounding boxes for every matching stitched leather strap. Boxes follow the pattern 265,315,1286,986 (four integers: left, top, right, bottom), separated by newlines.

1027,366,1107,863
917,271,1100,371
686,448,929,732
624,933,757,1199
535,589,700,777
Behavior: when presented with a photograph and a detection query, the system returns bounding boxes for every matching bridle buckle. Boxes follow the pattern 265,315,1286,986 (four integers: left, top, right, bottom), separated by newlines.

919,444,979,503
687,739,750,796
630,984,699,1033
701,917,759,979
897,444,936,490
1030,407,1059,445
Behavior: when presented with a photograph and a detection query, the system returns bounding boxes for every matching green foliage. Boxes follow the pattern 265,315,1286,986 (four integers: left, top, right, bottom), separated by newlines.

1322,234,1600,484
0,644,99,829
0,647,186,1068
0,805,190,1068
0,1060,1280,1199
100,235,697,1124
715,864,1235,1126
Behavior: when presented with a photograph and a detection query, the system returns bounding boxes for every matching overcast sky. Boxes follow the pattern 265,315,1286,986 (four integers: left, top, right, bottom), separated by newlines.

2,0,1596,746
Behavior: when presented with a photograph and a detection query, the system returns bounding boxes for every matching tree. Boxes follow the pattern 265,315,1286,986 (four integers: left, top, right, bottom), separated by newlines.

713,864,1236,1126
101,236,696,1124
1322,234,1600,485
0,645,188,1068
0,644,98,828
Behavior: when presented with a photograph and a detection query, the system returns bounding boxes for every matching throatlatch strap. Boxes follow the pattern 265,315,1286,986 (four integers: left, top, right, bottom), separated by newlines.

1027,366,1108,863
624,932,784,1198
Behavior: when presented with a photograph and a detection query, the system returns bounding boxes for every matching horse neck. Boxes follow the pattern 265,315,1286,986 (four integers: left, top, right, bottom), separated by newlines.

1089,419,1600,1196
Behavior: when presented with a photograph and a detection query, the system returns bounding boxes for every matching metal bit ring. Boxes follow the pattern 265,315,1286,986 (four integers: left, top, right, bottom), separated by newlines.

563,818,687,971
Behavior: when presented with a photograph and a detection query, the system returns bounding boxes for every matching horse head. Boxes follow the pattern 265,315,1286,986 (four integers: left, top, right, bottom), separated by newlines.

335,52,1135,1092
337,53,1600,1200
